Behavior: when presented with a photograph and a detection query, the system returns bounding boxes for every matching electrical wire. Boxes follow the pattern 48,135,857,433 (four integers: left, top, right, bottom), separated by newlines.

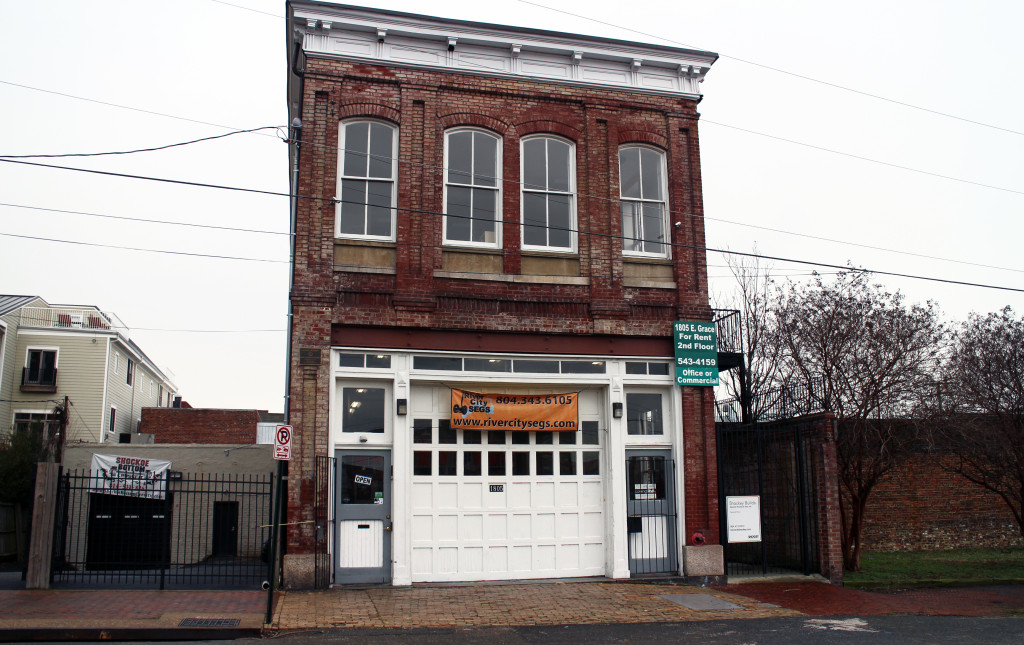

0,126,283,159
0,231,287,263
514,0,1024,138
1,154,1021,292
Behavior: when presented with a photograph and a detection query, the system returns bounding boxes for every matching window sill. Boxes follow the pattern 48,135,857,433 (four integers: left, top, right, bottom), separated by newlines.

623,278,676,289
434,270,590,286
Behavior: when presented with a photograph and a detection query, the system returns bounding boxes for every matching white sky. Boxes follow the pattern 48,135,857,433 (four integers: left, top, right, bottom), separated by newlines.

1,0,1021,410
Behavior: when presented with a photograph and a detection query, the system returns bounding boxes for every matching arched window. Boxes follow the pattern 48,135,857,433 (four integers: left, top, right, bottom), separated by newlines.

521,136,576,251
444,129,501,247
619,146,669,257
336,120,398,240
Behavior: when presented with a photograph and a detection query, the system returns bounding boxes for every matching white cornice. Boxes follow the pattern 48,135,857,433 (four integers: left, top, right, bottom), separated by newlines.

292,4,716,100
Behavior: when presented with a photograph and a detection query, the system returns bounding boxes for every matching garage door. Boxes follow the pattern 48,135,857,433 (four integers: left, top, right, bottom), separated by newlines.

409,386,605,582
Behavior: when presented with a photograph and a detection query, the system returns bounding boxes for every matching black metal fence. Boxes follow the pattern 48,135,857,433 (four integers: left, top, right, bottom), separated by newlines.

716,377,826,424
717,419,820,577
51,470,274,589
313,455,335,589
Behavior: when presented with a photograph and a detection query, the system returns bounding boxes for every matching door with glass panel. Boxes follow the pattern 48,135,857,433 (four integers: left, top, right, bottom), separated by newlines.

625,449,678,575
335,450,392,584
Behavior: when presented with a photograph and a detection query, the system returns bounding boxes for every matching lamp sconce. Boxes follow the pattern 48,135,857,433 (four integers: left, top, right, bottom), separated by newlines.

612,402,623,419
396,398,408,416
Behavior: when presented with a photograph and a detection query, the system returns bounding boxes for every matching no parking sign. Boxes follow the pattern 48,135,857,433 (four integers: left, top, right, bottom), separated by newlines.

274,425,293,460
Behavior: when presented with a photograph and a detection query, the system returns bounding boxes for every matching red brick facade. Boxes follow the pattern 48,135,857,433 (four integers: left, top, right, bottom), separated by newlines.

285,5,721,587
141,408,260,444
859,453,1023,552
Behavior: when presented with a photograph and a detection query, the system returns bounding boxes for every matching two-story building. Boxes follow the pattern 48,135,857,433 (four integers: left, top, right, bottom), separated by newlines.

284,2,722,587
0,295,178,447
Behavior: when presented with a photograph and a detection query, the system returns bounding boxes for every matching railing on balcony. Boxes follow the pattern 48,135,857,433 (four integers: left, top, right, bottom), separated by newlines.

21,366,58,393
712,309,742,354
18,307,123,332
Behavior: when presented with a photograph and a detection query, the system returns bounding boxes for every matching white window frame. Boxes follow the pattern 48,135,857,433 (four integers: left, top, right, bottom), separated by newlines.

335,119,399,241
335,380,393,445
619,145,670,259
108,405,117,435
23,346,59,386
0,320,7,394
520,135,577,253
623,388,673,445
113,351,119,374
443,128,502,249
126,359,134,387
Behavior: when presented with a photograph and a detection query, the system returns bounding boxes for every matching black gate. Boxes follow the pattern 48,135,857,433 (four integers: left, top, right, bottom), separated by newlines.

716,420,820,577
52,470,273,588
313,455,335,589
625,454,678,575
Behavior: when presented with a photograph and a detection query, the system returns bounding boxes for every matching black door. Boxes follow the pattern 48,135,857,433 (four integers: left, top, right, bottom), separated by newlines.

212,501,239,557
86,493,171,570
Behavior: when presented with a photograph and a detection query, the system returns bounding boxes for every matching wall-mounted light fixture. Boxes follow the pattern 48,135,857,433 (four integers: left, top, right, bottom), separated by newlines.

396,398,408,416
612,402,623,419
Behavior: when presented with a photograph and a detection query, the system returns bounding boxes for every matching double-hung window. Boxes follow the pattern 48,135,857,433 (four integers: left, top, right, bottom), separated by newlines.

24,349,57,387
619,146,669,257
337,120,397,240
444,129,501,247
522,136,575,251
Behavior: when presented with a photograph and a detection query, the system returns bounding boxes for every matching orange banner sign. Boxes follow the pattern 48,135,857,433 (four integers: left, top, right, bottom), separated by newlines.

450,389,579,432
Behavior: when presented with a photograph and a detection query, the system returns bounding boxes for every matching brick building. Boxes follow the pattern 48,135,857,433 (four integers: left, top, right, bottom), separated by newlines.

284,1,720,587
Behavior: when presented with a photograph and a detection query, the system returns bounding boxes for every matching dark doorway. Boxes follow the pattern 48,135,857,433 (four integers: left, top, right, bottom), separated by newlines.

86,493,171,570
212,501,239,557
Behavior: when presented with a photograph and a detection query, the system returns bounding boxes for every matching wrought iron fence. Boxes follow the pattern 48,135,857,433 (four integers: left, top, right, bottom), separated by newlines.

313,455,335,589
51,470,274,589
716,419,820,577
712,309,742,354
716,377,826,424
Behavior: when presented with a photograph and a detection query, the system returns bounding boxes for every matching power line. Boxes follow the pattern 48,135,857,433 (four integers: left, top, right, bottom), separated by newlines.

0,232,287,263
0,202,288,237
0,126,283,159
515,0,1024,138
3,148,1022,293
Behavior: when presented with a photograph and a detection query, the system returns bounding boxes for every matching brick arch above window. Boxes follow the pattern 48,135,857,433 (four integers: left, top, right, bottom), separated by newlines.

617,129,668,149
514,120,581,143
438,112,510,136
337,102,400,124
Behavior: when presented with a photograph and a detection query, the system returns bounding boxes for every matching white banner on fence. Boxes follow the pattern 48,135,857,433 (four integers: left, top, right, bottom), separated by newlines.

726,495,762,543
90,453,171,500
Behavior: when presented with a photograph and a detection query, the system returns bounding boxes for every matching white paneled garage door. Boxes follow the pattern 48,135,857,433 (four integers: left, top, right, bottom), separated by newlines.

409,386,606,582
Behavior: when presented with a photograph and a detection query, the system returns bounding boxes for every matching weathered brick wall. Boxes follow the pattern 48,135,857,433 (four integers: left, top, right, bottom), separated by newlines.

287,57,719,559
860,453,1023,552
141,408,260,444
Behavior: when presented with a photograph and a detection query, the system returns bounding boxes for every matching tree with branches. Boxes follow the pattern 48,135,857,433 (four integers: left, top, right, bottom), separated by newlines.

773,271,946,571
934,307,1024,540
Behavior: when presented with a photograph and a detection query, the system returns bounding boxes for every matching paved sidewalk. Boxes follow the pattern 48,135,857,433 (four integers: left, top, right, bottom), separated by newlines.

270,579,797,630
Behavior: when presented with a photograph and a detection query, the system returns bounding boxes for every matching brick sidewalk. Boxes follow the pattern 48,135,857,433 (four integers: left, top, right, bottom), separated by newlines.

271,580,798,629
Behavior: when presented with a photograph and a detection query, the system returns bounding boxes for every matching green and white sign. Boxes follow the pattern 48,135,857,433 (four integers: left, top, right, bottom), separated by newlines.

673,320,718,386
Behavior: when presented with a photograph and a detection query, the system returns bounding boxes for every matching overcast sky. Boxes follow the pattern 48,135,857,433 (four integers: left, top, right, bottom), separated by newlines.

2,0,1021,411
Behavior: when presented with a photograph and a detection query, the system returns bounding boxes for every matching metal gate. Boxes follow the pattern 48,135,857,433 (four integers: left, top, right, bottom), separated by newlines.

51,470,273,588
313,455,335,589
625,454,678,575
716,420,819,577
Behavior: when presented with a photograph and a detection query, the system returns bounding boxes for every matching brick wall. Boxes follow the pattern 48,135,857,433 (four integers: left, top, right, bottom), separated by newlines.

859,453,1022,552
141,408,260,444
287,57,719,562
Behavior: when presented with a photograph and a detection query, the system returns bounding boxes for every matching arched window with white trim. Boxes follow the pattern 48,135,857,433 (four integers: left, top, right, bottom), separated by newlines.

444,128,501,247
619,146,669,258
336,120,398,240
521,135,576,252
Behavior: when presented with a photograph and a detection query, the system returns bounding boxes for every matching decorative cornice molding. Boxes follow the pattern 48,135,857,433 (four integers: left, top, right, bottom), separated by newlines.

292,4,716,100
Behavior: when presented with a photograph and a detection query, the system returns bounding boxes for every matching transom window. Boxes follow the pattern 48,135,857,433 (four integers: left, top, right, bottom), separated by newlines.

619,146,669,257
337,120,397,240
444,129,501,247
626,392,665,436
522,136,575,251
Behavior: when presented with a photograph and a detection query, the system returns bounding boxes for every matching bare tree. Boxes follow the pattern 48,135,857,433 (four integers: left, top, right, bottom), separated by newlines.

774,271,945,571
713,251,784,422
935,307,1024,539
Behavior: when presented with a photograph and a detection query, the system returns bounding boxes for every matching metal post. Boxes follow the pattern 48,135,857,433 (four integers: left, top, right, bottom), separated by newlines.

265,462,284,625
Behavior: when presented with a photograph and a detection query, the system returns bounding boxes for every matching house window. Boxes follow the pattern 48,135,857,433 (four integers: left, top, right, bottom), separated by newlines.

126,359,134,386
13,412,60,437
522,136,575,251
341,387,386,434
619,146,669,257
108,407,117,434
113,352,119,374
626,392,664,435
24,349,57,387
336,120,397,240
444,129,501,247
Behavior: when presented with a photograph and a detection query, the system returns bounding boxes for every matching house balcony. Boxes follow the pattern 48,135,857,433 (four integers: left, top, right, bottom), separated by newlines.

18,306,123,332
712,308,743,371
21,367,58,393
